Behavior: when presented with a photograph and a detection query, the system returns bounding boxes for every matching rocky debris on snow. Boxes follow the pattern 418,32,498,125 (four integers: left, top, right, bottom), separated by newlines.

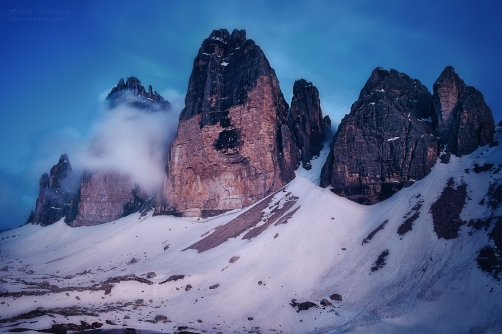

185,284,192,291
156,28,302,218
154,314,169,323
476,216,502,280
36,321,103,333
242,193,299,239
159,275,185,284
274,206,300,226
362,220,388,245
440,152,451,164
433,66,495,156
329,294,343,302
371,250,389,272
229,256,240,263
174,326,202,334
209,284,220,289
321,67,438,204
320,299,332,306
290,299,318,312
0,275,153,299
481,182,502,211
185,190,298,253
397,200,423,236
146,272,157,279
430,178,467,239
473,163,494,173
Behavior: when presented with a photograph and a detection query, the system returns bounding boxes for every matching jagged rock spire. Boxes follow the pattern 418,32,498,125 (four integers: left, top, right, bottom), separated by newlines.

290,79,329,169
30,154,75,226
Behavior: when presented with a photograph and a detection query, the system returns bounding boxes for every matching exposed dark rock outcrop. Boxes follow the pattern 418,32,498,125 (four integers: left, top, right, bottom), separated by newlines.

433,66,495,156
30,154,76,226
157,29,300,217
106,76,170,112
290,79,329,169
430,178,467,239
321,68,438,204
371,249,389,272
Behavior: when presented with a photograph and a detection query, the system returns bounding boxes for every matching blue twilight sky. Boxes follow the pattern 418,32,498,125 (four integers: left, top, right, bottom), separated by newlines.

0,0,501,230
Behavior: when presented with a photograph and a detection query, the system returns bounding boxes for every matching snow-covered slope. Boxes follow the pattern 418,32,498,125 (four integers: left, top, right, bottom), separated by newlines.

1,134,501,333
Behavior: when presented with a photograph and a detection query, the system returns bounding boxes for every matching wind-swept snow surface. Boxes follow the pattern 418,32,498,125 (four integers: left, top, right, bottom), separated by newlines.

1,132,501,333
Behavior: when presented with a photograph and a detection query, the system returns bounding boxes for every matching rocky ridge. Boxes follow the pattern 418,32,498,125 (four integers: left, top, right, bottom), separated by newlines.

28,31,498,225
321,66,496,204
106,76,170,112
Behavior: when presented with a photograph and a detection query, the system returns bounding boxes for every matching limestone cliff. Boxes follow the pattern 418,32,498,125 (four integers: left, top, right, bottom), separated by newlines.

68,173,142,227
433,66,495,156
64,78,168,226
320,68,438,204
156,29,299,217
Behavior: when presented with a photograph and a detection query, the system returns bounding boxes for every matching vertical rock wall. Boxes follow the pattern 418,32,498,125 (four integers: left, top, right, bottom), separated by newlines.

157,29,299,217
320,68,438,204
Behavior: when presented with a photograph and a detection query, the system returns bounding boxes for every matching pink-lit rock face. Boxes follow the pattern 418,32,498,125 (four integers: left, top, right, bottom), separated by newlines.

156,29,299,217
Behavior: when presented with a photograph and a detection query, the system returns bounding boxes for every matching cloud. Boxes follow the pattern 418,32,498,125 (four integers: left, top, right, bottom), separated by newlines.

76,104,178,194
31,89,184,196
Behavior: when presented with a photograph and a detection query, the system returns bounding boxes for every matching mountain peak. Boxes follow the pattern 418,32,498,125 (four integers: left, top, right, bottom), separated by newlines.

105,76,170,112
30,154,75,226
433,66,494,156
158,28,298,217
321,67,437,204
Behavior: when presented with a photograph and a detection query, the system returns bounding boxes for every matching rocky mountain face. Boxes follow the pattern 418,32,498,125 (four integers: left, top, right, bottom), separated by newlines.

29,78,168,227
28,30,498,225
27,154,76,226
320,68,438,204
433,66,495,156
66,77,170,226
106,76,170,112
290,79,330,170
67,173,145,227
321,66,496,205
156,29,300,217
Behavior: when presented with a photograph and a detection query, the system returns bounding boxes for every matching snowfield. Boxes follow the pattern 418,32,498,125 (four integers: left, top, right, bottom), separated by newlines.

1,132,502,334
